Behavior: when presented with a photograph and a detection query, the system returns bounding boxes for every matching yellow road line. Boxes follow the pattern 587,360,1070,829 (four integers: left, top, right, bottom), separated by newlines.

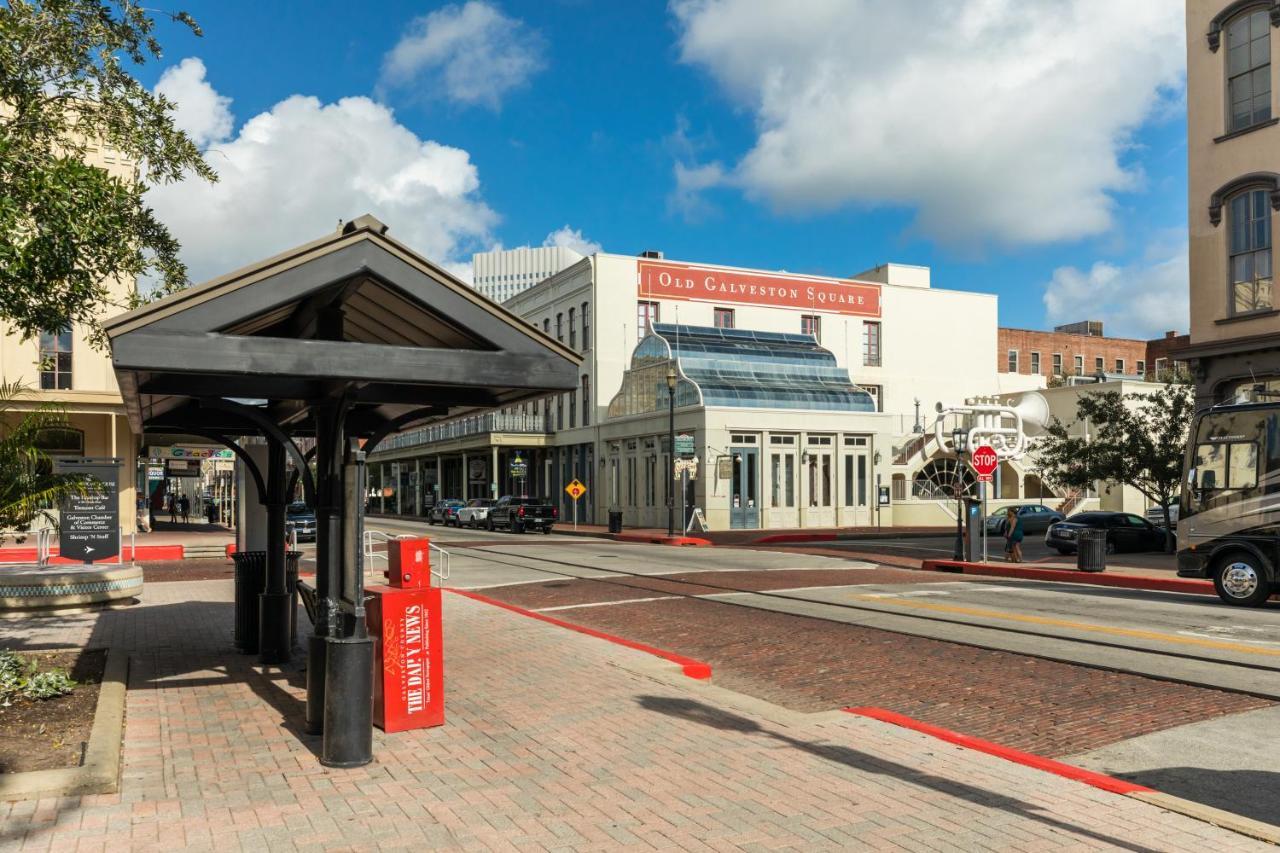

844,593,1280,658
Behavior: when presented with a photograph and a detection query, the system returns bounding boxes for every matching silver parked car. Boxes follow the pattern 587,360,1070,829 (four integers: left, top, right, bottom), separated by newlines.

983,504,1064,535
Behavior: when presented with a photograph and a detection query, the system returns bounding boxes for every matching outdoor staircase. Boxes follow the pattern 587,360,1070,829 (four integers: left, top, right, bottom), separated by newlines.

1058,488,1085,516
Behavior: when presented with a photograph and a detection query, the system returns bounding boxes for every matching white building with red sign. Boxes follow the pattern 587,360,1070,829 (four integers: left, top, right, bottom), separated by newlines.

364,251,1083,532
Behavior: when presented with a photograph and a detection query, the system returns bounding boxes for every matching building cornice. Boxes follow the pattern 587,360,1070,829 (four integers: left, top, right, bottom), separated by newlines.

1207,0,1280,51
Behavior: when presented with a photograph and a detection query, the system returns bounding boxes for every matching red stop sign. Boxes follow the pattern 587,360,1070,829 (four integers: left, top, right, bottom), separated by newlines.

971,445,998,478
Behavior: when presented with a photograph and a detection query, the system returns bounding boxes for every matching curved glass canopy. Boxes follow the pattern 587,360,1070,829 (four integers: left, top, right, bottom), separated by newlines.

607,323,876,417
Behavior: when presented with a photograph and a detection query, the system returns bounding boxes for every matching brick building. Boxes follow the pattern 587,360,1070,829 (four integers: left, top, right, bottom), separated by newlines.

998,322,1188,382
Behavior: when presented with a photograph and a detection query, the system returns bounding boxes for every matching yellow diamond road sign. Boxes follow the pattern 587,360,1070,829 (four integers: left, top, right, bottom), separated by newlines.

565,479,587,500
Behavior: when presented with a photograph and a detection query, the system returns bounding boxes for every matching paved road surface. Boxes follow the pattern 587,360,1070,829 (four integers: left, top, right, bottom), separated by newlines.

365,517,1280,823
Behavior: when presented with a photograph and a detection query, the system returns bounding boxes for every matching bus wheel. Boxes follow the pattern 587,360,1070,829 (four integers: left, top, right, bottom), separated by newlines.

1213,554,1271,607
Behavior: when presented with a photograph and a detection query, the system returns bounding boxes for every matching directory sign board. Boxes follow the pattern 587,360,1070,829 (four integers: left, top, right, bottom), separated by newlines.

54,458,121,563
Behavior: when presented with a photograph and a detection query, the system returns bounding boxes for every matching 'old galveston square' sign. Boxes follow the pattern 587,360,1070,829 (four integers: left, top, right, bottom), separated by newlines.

637,260,882,318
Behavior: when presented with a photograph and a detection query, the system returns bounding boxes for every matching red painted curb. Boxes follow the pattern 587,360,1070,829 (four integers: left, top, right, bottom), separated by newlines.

844,707,1153,796
754,533,838,545
919,559,1215,597
614,532,713,547
0,544,188,564
447,587,712,679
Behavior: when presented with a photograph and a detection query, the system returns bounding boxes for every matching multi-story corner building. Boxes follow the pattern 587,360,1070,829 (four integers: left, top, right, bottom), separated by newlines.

0,139,140,531
1180,0,1280,406
471,245,585,303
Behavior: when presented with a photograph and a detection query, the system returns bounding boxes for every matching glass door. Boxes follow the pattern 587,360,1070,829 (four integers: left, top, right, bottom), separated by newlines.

731,447,759,528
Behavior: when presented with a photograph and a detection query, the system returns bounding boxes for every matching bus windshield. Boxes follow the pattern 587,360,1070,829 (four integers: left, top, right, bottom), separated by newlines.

1182,405,1277,518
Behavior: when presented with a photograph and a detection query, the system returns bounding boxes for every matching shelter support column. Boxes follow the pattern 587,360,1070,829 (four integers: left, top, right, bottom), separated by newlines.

259,440,291,664
322,439,373,768
307,404,343,735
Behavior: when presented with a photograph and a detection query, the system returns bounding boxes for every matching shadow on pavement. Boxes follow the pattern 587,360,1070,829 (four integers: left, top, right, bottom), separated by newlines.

637,695,1163,853
1112,767,1280,825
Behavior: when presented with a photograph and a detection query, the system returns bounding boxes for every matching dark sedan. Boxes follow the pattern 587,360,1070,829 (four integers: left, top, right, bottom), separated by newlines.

984,504,1064,535
1045,511,1167,555
286,502,316,542
428,499,465,527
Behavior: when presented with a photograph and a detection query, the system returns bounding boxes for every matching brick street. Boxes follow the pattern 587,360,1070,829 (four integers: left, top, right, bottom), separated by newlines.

0,578,1265,851
470,575,1274,758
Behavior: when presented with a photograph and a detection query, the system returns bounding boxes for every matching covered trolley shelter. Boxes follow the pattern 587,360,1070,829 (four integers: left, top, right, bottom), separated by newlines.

105,215,581,766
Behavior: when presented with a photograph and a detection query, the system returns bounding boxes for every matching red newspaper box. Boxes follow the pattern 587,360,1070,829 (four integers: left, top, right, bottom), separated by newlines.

366,538,444,732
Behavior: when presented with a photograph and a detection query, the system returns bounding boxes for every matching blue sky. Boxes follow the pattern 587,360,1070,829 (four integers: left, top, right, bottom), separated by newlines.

139,1,1190,339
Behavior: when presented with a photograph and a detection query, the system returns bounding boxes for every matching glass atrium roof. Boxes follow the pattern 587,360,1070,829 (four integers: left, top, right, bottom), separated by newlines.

607,323,876,417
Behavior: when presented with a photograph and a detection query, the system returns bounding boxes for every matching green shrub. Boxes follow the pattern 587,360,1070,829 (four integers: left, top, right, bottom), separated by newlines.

0,650,76,703
23,669,76,700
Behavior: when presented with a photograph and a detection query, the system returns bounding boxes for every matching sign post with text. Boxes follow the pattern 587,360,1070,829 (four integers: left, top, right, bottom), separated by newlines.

54,457,121,564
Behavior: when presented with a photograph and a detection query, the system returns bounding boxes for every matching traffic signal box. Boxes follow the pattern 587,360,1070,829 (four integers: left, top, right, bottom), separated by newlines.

365,538,445,732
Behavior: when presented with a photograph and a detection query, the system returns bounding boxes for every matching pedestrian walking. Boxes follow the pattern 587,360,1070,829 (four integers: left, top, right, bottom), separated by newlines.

1003,507,1024,563
179,494,190,524
137,493,151,533
167,493,178,523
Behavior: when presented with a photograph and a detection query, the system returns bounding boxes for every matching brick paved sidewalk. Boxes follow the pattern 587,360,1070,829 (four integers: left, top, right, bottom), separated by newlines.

0,581,1266,851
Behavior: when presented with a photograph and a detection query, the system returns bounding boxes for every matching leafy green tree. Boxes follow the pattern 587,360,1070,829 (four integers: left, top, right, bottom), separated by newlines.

0,381,90,541
1034,382,1194,550
0,0,213,345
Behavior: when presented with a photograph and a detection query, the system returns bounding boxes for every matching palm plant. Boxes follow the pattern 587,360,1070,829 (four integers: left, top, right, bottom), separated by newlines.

0,381,86,542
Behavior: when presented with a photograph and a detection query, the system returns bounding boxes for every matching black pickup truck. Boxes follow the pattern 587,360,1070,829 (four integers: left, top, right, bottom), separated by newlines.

487,496,558,534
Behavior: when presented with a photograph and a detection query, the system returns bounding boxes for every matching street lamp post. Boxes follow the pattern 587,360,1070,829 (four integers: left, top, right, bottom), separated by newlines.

952,426,966,561
666,366,677,537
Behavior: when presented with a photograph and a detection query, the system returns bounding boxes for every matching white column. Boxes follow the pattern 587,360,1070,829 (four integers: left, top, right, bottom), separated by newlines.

237,443,269,552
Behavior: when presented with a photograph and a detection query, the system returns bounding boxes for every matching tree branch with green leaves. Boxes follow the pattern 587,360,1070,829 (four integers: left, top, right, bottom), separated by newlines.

0,0,213,346
1033,381,1194,550
0,381,93,542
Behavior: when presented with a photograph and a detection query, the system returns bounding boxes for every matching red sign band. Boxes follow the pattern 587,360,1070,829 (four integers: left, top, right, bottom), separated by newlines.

637,261,881,318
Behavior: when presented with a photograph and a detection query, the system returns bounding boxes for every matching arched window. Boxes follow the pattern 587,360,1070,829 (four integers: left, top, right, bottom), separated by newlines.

1225,6,1273,132
912,459,974,500
1229,187,1274,313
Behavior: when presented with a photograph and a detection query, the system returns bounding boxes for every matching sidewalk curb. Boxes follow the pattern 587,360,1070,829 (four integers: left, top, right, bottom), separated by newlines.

845,706,1280,845
918,559,1216,597
446,588,712,679
844,706,1151,795
753,529,950,545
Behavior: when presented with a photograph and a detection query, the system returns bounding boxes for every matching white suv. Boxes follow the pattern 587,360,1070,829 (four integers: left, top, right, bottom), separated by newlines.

456,498,496,529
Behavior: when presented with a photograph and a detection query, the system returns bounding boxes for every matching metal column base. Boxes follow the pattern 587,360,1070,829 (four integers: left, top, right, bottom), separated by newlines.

321,635,374,768
258,592,293,664
305,632,327,735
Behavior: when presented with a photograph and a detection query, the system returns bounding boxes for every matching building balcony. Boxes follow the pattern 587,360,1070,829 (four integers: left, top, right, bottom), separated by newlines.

379,413,547,452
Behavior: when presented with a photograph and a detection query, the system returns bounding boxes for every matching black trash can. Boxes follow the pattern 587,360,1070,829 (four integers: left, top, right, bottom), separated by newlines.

232,550,266,653
207,503,218,523
1076,529,1107,573
608,510,623,534
285,551,302,648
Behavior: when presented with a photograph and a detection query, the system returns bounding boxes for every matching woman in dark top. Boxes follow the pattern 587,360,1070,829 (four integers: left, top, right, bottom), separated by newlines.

1004,507,1024,563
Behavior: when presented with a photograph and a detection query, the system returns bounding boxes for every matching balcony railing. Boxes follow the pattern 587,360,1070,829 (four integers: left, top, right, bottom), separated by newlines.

377,413,546,452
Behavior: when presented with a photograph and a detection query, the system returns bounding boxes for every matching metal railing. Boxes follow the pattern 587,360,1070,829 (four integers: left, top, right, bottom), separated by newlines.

360,529,450,583
377,412,546,452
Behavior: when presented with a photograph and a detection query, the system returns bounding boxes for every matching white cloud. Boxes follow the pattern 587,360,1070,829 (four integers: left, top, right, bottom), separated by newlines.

1042,244,1189,339
148,65,497,284
380,1,544,109
542,225,601,256
670,0,1185,247
153,58,233,148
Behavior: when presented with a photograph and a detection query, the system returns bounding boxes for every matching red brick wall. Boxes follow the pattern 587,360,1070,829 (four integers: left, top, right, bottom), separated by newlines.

1143,331,1191,379
997,328,1148,378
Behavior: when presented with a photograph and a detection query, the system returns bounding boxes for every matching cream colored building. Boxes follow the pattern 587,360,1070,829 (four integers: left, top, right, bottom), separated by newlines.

1,140,139,533
1181,0,1280,406
365,252,1091,531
